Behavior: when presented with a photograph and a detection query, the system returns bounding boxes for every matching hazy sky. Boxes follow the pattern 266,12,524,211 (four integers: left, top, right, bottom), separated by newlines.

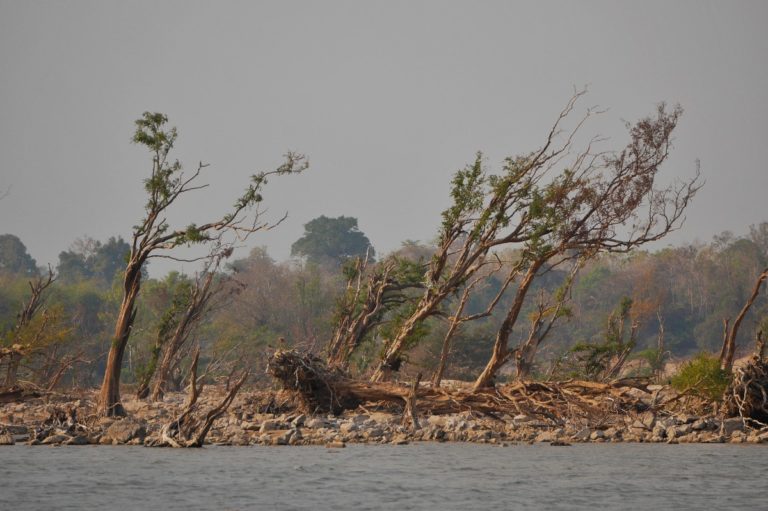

1,1,767,276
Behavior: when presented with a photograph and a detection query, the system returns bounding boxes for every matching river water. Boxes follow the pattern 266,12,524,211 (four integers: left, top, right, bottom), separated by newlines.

0,443,765,510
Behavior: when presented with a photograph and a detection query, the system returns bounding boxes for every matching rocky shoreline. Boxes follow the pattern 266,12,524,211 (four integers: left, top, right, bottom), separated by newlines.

2,386,768,448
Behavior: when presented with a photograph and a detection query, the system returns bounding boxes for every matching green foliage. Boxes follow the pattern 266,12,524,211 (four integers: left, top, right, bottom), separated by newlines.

671,353,730,401
441,153,486,240
291,215,374,266
57,236,131,285
0,234,38,277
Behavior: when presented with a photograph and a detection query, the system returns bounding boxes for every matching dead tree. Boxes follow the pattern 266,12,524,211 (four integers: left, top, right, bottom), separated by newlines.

2,268,56,387
98,112,306,416
148,246,231,401
514,258,581,380
157,348,249,447
719,268,768,372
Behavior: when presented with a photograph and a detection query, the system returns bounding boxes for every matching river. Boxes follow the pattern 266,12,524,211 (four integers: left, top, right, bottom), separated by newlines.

1,443,764,510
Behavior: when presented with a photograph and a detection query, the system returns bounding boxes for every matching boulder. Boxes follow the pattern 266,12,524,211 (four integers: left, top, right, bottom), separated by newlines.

721,418,744,436
41,434,70,445
259,419,281,433
571,427,591,442
104,418,147,444
0,431,15,445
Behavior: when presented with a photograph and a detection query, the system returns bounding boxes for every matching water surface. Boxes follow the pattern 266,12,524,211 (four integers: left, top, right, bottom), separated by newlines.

1,443,764,510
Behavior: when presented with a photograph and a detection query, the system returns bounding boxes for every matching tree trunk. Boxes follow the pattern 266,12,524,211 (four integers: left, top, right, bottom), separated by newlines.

473,261,542,391
720,268,768,372
431,318,461,387
370,296,443,382
97,264,141,416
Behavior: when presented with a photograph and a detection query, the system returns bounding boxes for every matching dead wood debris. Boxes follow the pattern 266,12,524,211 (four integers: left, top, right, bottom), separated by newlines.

725,352,768,426
267,349,694,426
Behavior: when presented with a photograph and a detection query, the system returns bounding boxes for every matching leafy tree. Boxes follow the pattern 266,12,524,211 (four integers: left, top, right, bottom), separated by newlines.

291,215,374,266
0,234,38,277
57,236,131,285
98,111,306,416
369,93,701,387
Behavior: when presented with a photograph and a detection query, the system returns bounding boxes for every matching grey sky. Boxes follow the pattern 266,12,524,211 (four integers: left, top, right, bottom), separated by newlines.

1,1,766,276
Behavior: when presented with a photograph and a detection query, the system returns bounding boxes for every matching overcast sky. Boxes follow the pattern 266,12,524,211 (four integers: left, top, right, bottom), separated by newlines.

1,1,766,276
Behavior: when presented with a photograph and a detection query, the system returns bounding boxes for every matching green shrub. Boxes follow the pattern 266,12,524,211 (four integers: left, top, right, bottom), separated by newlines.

671,353,730,401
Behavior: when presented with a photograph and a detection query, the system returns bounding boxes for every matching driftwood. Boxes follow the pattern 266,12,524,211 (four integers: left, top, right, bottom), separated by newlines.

157,349,249,447
267,349,663,425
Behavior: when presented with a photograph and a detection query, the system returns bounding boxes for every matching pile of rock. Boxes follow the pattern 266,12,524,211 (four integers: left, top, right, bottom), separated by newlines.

2,386,768,447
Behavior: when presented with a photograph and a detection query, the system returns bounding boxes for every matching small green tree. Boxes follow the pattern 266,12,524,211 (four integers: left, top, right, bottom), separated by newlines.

671,353,730,400
98,112,306,416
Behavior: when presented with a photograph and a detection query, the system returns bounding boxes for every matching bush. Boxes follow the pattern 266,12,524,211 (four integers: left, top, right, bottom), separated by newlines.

671,353,730,401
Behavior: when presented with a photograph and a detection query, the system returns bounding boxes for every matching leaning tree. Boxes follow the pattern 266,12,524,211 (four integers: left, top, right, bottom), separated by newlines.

371,91,701,386
98,112,306,416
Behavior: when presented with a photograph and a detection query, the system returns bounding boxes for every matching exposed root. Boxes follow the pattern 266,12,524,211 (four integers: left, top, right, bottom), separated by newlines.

725,353,768,426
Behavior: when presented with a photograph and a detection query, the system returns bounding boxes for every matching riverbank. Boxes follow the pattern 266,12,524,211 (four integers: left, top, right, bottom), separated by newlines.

2,382,767,447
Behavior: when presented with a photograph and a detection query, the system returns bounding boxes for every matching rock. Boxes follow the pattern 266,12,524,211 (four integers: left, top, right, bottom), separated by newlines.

589,430,605,441
305,418,326,429
676,414,698,424
646,384,664,392
241,422,260,431
0,432,15,445
721,418,744,436
691,419,712,431
41,434,70,445
624,388,653,405
339,422,358,434
325,441,346,448
69,435,90,445
551,440,571,446
700,432,725,443
427,416,447,428
391,434,409,445
571,427,591,442
603,427,621,440
104,418,147,444
640,411,656,430
291,414,307,427
259,419,281,433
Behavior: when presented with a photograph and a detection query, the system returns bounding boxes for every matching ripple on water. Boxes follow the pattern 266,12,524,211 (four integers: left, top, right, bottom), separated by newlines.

0,443,766,510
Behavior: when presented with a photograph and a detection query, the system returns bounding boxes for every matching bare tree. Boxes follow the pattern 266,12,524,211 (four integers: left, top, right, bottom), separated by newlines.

514,258,581,380
2,268,57,387
431,256,512,386
148,246,232,401
719,268,768,372
98,112,306,415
